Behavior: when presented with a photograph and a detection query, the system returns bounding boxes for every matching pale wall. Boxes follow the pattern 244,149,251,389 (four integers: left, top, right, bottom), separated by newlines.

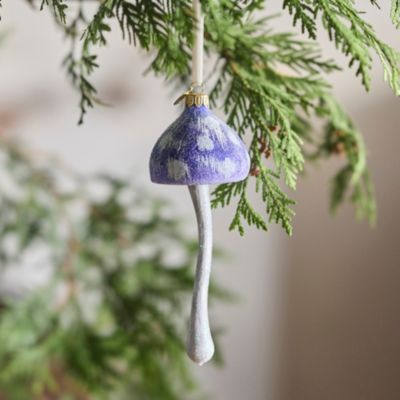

0,2,399,400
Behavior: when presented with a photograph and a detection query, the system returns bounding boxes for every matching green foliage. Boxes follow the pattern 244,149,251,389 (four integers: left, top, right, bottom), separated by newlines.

57,0,193,123
283,0,400,93
205,9,334,233
0,138,226,399
283,0,317,39
392,0,400,29
313,94,376,223
52,2,105,125
25,0,399,234
40,0,68,24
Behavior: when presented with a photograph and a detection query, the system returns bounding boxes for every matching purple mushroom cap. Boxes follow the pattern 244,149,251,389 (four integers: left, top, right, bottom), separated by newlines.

150,105,250,185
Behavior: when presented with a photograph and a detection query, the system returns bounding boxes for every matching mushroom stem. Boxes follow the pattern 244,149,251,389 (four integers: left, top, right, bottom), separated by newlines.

187,184,215,365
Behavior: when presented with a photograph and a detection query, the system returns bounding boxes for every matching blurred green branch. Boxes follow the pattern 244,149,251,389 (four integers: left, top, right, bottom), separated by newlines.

0,137,228,399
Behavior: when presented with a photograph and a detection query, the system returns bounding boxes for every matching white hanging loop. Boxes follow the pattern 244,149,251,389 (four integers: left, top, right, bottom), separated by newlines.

191,0,205,90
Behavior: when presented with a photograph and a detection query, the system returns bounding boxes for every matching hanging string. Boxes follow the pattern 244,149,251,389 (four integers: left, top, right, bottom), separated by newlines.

173,0,205,105
191,0,204,90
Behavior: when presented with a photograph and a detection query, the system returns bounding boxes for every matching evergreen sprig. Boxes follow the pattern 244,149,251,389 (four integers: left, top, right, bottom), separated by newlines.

40,0,68,24
83,0,194,81
392,0,400,29
22,0,398,234
283,0,318,39
283,0,400,93
314,94,376,223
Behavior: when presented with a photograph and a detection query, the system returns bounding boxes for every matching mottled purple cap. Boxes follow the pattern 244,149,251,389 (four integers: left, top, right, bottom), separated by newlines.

150,105,250,185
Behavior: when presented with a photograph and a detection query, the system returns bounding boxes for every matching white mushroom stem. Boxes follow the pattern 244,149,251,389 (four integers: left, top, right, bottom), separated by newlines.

187,185,214,365
185,0,214,366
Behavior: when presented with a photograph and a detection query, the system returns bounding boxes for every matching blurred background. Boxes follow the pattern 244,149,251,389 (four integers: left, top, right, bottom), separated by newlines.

0,1,399,399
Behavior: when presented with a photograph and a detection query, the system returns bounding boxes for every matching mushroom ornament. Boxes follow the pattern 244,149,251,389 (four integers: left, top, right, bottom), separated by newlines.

149,92,250,365
149,0,250,366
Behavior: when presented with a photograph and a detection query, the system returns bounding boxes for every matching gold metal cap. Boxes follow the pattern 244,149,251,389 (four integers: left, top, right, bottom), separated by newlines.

184,92,209,108
174,91,209,108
